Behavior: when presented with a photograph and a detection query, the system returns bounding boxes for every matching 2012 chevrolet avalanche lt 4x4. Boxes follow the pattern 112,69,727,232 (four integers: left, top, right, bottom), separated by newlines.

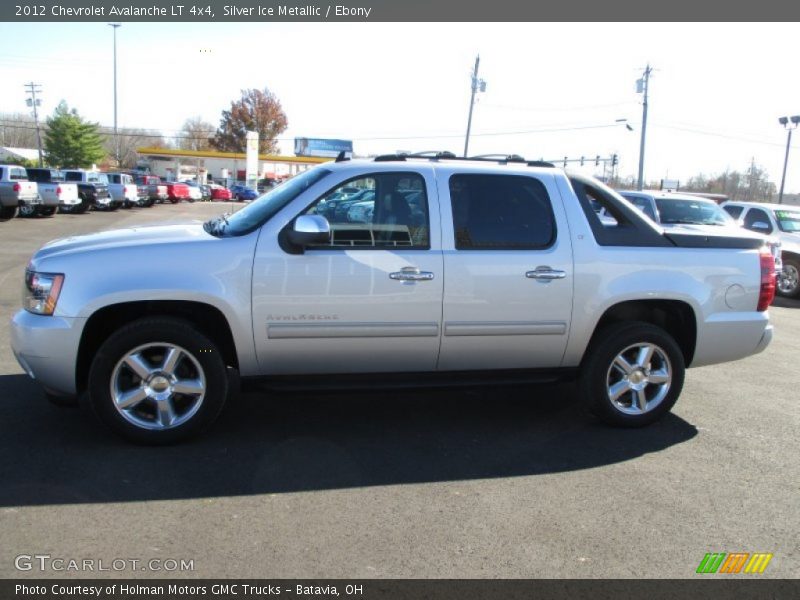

10,154,775,443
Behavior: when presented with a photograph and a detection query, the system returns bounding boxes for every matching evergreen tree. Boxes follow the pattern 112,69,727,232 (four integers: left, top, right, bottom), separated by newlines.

43,101,106,167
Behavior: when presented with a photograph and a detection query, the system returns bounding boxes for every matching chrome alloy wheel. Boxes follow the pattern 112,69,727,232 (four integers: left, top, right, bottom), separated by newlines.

110,343,206,430
777,263,799,295
606,342,672,415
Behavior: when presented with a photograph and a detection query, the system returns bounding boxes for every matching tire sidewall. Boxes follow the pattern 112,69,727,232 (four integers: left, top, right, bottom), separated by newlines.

777,259,800,298
88,319,228,444
580,322,685,427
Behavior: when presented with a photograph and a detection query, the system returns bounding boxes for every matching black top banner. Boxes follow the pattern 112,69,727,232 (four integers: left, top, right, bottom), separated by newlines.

2,0,799,22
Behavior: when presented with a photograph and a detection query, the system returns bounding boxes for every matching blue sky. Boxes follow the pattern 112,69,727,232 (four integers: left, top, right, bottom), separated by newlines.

1,22,799,191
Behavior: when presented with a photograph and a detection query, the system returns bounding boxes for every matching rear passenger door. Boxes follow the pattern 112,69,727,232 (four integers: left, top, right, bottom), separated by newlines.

437,171,574,371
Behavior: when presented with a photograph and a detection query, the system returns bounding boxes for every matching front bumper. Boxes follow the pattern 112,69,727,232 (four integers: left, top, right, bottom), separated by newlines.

10,310,86,396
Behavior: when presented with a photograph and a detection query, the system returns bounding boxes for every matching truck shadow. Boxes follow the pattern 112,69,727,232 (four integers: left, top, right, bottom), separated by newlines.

0,373,697,507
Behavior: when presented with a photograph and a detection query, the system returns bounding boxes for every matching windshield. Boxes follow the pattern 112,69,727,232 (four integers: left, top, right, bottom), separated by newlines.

775,209,800,233
87,172,108,184
204,167,332,237
655,197,732,226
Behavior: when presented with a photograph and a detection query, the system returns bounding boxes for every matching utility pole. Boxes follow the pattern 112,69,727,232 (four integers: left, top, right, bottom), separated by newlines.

777,116,799,204
109,23,121,165
463,54,486,158
24,82,44,167
636,64,652,191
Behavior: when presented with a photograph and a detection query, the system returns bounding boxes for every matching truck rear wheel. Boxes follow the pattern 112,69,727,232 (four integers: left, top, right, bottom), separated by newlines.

0,205,18,221
578,321,685,427
18,203,37,217
88,317,228,444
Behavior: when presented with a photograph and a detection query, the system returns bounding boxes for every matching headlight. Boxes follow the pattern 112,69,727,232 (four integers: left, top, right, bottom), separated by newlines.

23,270,64,315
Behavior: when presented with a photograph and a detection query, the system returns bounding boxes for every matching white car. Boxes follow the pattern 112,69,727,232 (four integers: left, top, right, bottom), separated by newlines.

181,182,204,202
721,201,800,298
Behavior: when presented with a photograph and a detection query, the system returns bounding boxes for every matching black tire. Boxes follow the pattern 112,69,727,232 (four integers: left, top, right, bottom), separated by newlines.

39,206,57,217
169,198,178,204
777,258,800,299
88,317,229,444
75,194,90,214
18,203,37,218
0,205,18,221
578,321,685,427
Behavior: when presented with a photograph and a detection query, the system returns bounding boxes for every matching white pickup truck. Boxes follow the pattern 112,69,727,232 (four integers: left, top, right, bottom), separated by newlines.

24,168,80,216
0,165,39,221
10,154,776,444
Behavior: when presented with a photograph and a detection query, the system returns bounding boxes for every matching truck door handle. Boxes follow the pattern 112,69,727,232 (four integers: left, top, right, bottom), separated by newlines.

526,267,567,281
390,267,435,282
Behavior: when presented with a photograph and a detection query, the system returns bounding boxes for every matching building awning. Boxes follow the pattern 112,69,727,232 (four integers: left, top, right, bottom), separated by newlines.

136,147,331,165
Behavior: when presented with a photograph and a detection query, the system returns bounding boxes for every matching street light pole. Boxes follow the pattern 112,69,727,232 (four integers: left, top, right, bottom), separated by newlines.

636,64,652,191
778,115,800,204
109,23,121,165
463,54,486,158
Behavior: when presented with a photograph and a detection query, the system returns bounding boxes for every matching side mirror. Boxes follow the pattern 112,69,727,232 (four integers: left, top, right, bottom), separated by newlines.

288,215,331,247
750,221,770,231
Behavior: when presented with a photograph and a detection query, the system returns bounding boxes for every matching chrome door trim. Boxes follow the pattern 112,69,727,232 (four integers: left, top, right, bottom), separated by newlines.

444,321,567,337
268,322,440,339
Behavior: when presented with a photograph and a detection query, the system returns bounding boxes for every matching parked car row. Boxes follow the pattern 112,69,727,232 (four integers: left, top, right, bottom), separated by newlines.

0,165,253,222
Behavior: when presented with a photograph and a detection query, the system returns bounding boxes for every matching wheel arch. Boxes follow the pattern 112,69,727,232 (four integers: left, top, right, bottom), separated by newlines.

586,299,697,367
76,300,239,394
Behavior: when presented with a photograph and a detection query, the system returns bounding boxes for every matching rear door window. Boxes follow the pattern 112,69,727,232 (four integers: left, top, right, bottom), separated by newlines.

723,205,744,220
449,174,556,249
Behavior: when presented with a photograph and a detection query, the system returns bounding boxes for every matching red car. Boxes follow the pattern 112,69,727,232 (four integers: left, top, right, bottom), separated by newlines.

164,181,191,203
210,186,233,201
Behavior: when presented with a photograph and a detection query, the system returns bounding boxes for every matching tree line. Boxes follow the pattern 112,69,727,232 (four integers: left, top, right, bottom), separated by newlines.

0,87,288,169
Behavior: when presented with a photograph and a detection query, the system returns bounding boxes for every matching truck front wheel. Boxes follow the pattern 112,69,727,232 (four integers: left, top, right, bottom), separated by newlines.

578,321,685,427
777,258,800,298
88,317,229,444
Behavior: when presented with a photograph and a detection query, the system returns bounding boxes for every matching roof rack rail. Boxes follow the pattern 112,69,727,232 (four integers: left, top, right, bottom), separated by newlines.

469,154,527,163
370,153,557,168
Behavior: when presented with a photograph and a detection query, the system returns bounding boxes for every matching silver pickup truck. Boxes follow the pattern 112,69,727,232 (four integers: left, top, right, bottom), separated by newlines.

0,165,39,221
24,168,81,216
10,155,776,444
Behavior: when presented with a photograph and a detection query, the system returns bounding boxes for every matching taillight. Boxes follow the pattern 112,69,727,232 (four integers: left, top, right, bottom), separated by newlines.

12,183,20,192
757,246,776,311
56,186,62,195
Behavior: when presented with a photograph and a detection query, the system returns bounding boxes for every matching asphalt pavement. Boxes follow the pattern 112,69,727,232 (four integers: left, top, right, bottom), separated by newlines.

0,203,797,578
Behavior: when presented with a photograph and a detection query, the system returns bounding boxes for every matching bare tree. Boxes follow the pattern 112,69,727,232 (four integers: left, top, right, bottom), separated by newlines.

0,112,40,148
178,117,214,151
